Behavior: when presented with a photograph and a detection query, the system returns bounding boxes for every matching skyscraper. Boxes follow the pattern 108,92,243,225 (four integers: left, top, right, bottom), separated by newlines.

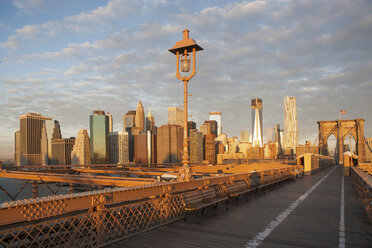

107,112,113,133
133,100,145,135
41,123,48,165
204,134,216,164
123,110,136,131
51,138,76,165
283,96,298,153
90,110,109,164
44,119,55,164
146,109,155,132
118,131,129,164
251,98,263,147
209,112,222,136
71,129,91,165
52,120,62,139
14,130,20,166
157,124,183,164
204,120,218,136
189,129,203,164
19,113,52,165
123,110,136,162
168,107,184,127
109,132,119,164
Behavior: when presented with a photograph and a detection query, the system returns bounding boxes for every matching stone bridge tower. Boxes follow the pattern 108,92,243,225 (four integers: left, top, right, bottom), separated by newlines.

318,119,366,164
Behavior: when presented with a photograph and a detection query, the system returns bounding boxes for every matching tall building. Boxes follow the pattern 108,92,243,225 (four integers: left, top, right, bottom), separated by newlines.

283,96,298,153
118,131,130,164
168,107,184,127
90,110,109,164
44,119,55,164
240,131,249,142
204,134,216,164
51,138,75,165
19,113,52,165
109,131,130,164
133,101,145,135
14,130,21,166
40,124,48,166
109,132,119,164
189,129,203,164
123,110,136,131
205,120,218,136
275,124,283,155
157,124,183,164
209,112,222,136
107,112,113,133
187,121,196,131
123,110,136,162
147,130,157,164
134,133,147,164
251,98,263,147
52,120,62,139
146,109,155,132
71,129,91,165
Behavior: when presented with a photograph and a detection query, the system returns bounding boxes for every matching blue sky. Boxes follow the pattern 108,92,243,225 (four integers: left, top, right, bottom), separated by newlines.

1,0,372,159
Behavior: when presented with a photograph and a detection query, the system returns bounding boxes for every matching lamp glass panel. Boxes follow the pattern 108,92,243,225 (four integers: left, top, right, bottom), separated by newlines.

181,58,190,72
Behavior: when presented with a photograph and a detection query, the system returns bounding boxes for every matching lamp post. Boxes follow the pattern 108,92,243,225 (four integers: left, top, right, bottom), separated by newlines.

169,29,203,181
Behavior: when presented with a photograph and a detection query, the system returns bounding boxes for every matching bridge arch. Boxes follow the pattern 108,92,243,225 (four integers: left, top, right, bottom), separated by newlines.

318,119,366,164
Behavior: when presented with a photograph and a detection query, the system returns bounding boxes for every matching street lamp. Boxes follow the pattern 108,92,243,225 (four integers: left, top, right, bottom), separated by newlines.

169,29,203,181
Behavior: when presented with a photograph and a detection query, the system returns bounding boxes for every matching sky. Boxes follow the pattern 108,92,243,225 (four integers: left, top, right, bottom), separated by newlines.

0,0,371,159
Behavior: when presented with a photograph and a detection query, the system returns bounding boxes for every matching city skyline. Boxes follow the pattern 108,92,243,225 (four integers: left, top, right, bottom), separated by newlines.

1,0,372,159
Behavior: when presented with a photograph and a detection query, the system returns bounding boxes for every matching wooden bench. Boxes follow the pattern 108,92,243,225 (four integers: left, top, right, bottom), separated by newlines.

183,187,228,223
225,180,254,202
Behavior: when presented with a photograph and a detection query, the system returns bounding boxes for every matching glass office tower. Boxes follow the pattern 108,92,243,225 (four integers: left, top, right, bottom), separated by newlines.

90,110,109,164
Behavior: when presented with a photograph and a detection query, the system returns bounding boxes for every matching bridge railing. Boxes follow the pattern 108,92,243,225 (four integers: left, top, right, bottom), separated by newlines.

0,167,296,247
351,167,372,223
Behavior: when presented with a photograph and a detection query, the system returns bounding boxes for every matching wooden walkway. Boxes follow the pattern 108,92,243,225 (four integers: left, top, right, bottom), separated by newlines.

109,166,372,247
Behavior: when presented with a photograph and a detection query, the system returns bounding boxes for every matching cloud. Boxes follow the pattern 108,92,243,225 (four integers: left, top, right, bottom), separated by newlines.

1,0,372,159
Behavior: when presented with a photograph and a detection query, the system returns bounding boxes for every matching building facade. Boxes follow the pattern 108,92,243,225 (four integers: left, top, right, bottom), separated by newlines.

71,129,91,165
146,109,155,132
107,112,113,133
251,98,263,147
283,96,298,153
204,134,216,164
123,110,136,162
209,112,222,136
14,130,21,166
133,101,145,135
168,107,184,127
189,129,203,164
51,138,76,165
19,113,52,165
90,110,109,164
157,124,183,164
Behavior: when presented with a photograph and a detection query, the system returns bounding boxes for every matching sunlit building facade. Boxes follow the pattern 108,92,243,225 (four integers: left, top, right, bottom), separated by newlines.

19,113,52,165
251,98,263,147
90,110,109,164
168,107,184,128
283,96,298,153
71,129,91,165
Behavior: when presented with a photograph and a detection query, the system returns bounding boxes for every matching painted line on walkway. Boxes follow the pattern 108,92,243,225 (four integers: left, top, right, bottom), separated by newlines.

338,174,345,248
244,166,338,248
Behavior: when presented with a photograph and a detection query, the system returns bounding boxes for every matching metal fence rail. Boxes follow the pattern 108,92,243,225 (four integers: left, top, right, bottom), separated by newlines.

351,167,372,223
0,167,296,247
0,194,185,248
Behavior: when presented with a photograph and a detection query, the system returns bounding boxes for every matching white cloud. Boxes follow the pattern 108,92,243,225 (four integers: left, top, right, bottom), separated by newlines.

1,0,372,159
